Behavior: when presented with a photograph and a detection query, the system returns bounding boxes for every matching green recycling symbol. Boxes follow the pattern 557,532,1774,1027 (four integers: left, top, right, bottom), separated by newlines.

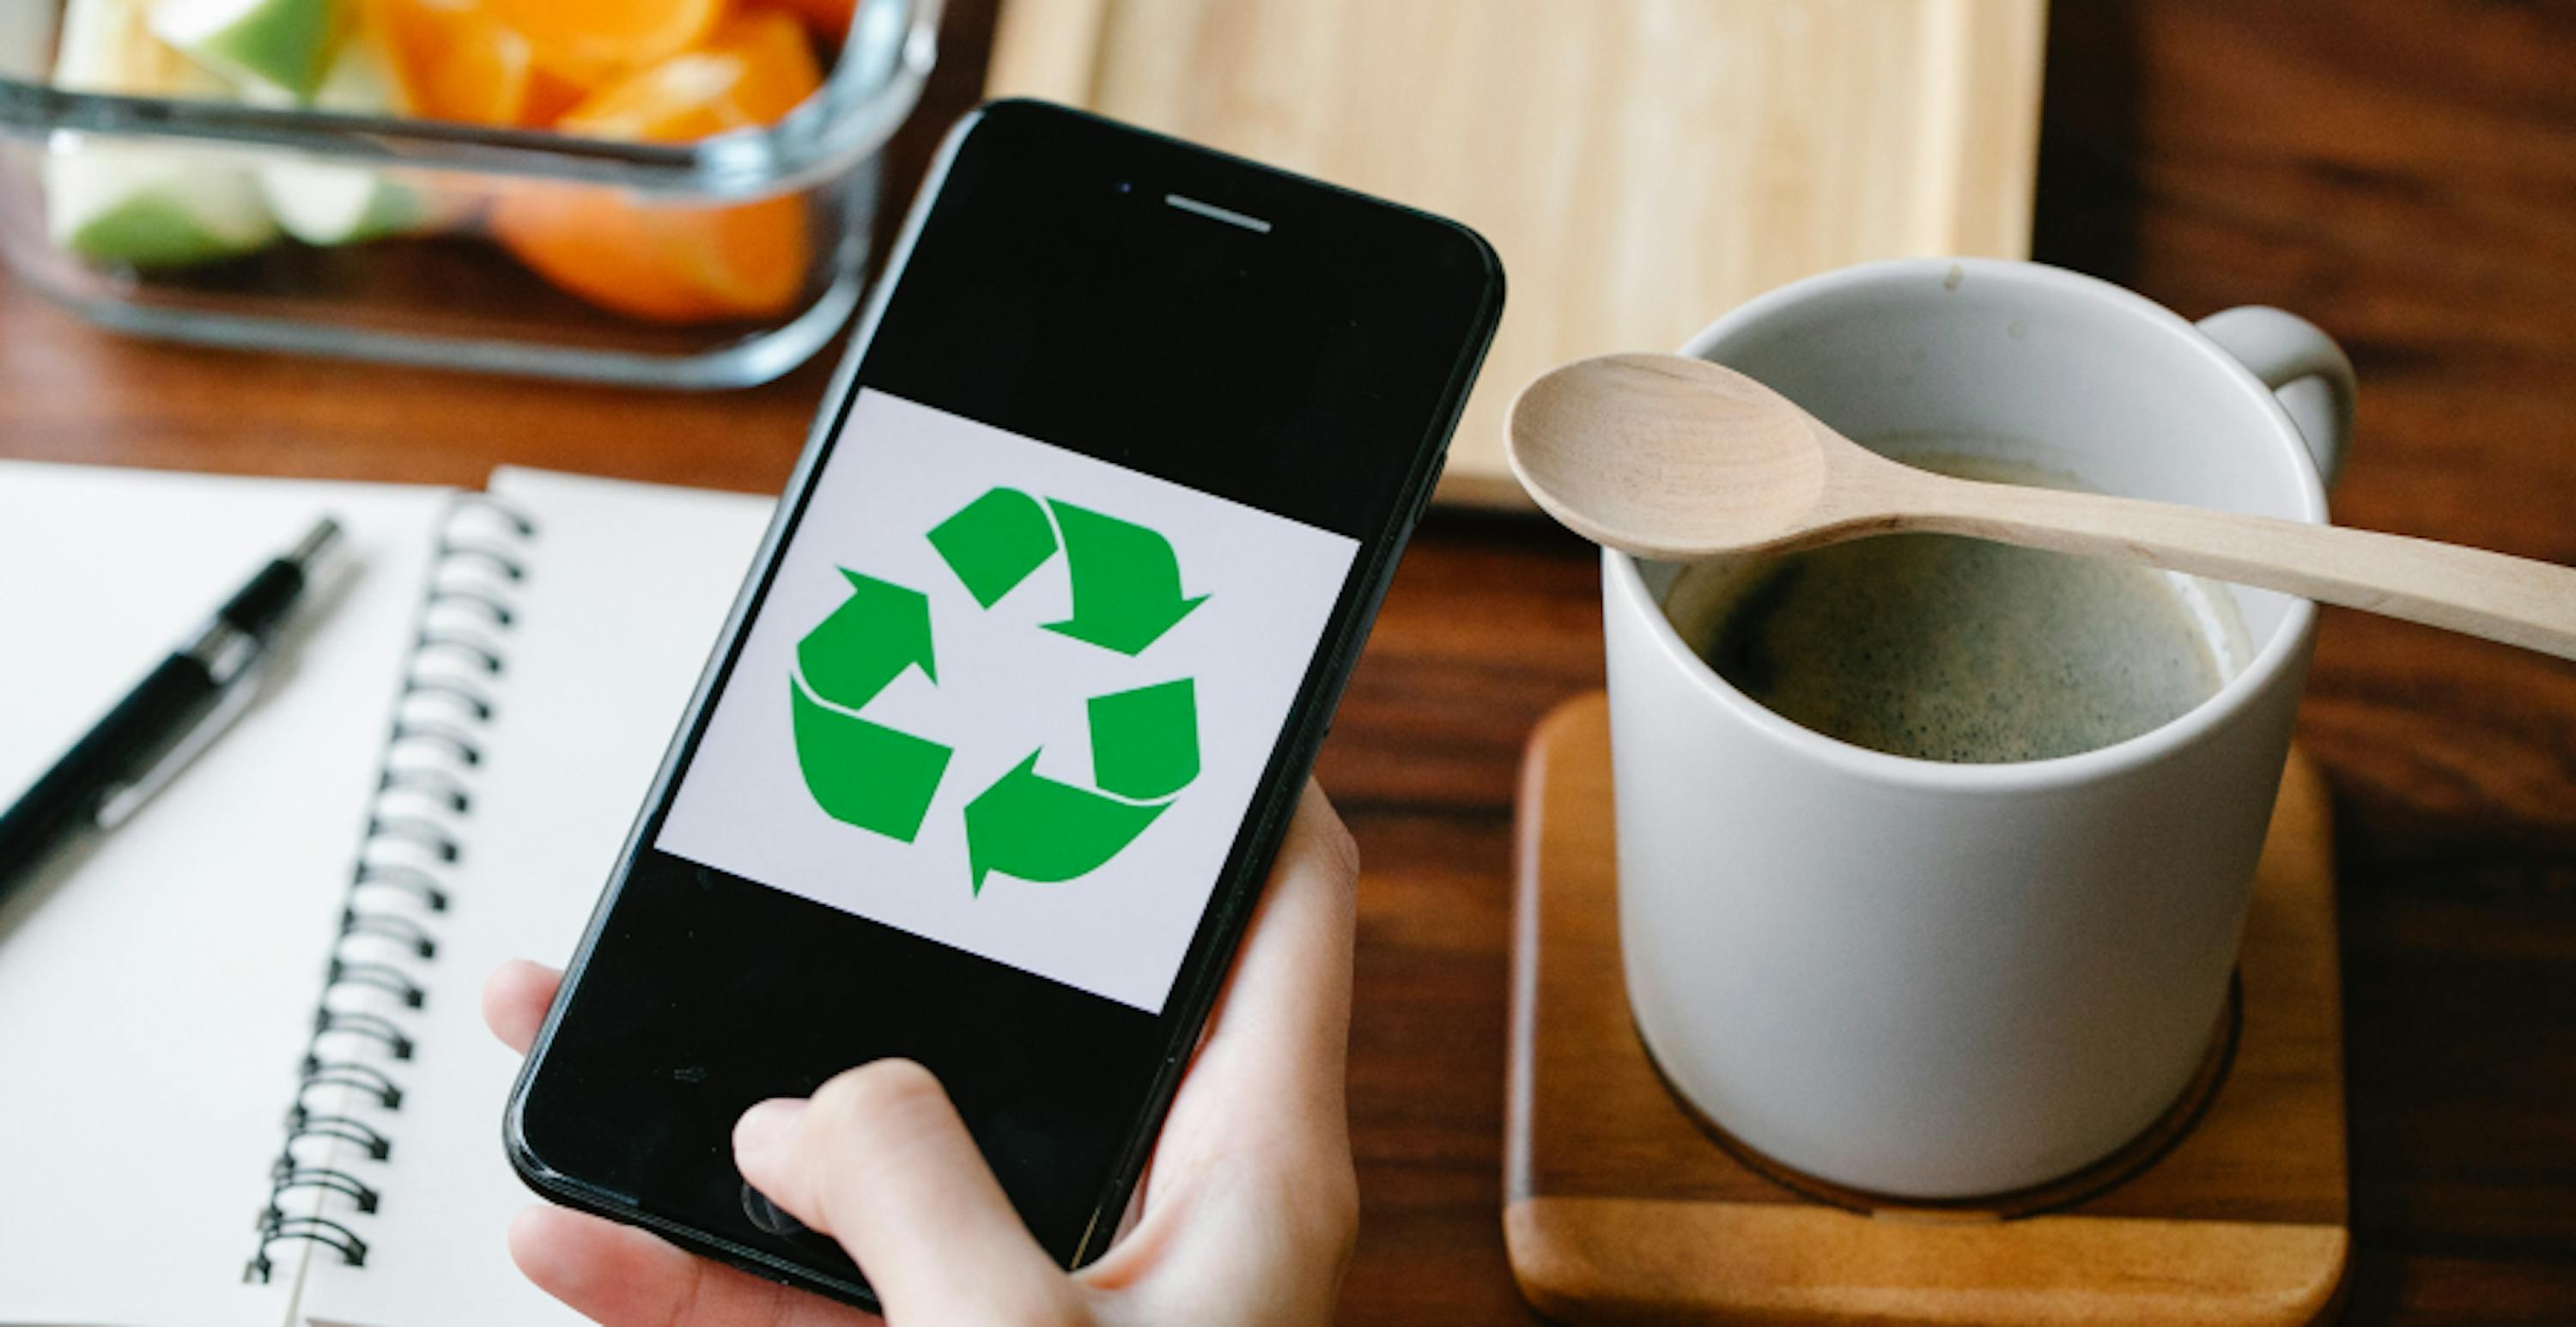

788,487,1206,894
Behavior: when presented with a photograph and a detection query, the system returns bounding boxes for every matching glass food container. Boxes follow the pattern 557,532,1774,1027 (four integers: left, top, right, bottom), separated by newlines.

0,0,936,388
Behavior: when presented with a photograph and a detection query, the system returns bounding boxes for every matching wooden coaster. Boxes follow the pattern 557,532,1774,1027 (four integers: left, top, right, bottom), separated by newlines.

1505,694,2349,1325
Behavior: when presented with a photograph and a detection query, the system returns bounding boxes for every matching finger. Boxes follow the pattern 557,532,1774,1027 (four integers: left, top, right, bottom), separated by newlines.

507,1205,872,1327
733,1062,1076,1322
1195,781,1359,1104
483,959,562,1056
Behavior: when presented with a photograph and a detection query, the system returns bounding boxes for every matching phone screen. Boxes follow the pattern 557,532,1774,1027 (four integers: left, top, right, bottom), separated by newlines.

511,102,1500,1295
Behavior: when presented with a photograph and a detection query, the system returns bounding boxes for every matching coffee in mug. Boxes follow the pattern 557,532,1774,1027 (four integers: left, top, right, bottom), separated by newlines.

1667,453,2251,764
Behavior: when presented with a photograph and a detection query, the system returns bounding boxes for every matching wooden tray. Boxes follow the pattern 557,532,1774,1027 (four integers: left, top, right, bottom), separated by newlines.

1507,693,2349,1325
985,0,2048,508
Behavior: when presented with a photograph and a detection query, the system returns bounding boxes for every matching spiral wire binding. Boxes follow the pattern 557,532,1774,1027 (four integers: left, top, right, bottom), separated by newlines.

246,495,535,1284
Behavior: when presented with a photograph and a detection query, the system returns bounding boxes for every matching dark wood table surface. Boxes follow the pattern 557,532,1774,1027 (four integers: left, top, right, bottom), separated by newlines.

5,3,2572,1322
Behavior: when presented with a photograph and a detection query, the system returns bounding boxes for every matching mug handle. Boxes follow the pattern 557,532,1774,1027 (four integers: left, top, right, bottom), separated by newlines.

2195,306,2356,490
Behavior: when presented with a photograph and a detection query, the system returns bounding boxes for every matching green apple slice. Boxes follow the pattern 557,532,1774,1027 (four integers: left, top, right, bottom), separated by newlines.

149,0,338,100
262,157,433,246
258,37,445,245
54,0,223,96
48,139,281,265
46,0,282,269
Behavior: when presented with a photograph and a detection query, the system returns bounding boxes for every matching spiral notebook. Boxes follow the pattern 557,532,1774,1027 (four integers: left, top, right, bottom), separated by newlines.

0,460,775,1326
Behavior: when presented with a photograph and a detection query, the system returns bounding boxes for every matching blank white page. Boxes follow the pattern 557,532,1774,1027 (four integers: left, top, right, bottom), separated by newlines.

295,469,773,1327
0,462,453,1325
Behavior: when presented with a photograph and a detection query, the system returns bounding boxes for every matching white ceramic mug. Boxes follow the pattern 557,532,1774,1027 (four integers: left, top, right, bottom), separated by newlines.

1604,259,2354,1198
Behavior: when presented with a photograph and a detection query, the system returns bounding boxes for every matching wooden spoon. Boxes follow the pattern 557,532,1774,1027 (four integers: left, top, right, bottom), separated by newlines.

1507,353,2576,660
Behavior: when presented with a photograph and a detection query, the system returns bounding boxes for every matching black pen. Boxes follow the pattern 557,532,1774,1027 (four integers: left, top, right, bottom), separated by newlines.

0,516,344,890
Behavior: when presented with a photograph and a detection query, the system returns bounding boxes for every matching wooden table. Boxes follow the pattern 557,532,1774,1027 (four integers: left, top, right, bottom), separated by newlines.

4,3,2572,1321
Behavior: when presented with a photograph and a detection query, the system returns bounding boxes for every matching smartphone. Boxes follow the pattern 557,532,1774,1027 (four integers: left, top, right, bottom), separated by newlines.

505,100,1503,1309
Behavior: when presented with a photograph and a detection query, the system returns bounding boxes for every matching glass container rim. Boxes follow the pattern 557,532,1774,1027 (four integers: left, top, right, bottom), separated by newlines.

0,0,940,199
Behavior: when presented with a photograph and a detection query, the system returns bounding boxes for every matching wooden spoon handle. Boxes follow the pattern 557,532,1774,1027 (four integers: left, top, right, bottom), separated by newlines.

1901,477,2576,659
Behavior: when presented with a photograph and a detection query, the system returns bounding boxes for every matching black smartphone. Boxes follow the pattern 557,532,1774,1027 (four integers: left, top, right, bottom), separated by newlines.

505,100,1502,1309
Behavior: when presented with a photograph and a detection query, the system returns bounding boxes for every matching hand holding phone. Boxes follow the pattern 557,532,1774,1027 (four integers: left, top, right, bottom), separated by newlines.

486,783,1362,1324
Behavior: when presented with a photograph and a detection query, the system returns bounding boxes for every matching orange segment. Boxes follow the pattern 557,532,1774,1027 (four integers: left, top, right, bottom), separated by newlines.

746,0,860,42
493,187,807,323
685,196,811,314
520,65,590,126
560,9,820,139
365,0,537,126
491,14,823,324
483,0,728,86
489,190,708,321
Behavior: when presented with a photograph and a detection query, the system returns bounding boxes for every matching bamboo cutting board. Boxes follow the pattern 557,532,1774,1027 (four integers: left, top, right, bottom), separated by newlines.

986,0,2049,507
1506,695,2349,1324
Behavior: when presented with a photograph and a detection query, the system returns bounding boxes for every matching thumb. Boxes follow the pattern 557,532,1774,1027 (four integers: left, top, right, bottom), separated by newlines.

734,1060,1081,1323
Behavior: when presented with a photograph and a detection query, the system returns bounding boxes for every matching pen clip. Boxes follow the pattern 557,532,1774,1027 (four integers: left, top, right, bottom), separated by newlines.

94,664,269,831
